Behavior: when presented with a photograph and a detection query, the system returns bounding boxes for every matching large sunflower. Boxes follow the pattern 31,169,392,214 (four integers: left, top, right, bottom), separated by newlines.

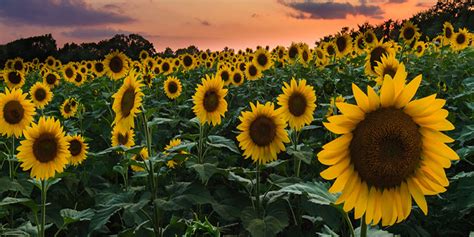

43,71,60,88
365,41,395,76
29,82,53,109
192,74,228,126
451,28,470,51
277,78,317,131
0,88,36,137
66,134,88,166
164,76,182,100
334,34,353,58
318,73,458,226
237,102,290,165
104,51,130,80
253,48,273,71
17,117,69,180
374,54,404,86
112,71,144,132
400,21,420,43
3,70,25,89
111,126,135,148
131,148,149,172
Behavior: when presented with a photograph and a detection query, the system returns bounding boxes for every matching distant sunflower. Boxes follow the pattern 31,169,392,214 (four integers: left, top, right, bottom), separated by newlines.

66,134,88,166
451,28,470,51
400,21,419,43
164,76,182,99
314,47,328,67
17,117,69,180
139,50,150,61
104,51,129,80
364,29,377,47
3,70,25,89
111,126,135,148
319,73,458,226
62,63,77,82
442,22,454,45
354,33,366,54
93,60,106,77
324,42,337,58
277,79,317,131
44,56,56,69
335,34,353,58
112,71,144,132
43,71,60,88
287,43,301,63
253,48,273,71
163,138,188,168
217,66,232,85
182,54,196,70
131,148,149,172
413,41,426,57
374,54,405,86
245,62,262,81
299,44,313,66
236,102,290,165
232,70,245,86
365,41,395,76
12,58,25,72
71,72,86,86
192,74,228,126
275,46,288,64
160,60,172,75
29,82,53,109
0,88,36,137
60,98,78,119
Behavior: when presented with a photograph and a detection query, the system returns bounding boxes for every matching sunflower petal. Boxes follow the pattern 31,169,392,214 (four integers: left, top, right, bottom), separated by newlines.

407,178,428,215
352,83,370,112
395,74,422,108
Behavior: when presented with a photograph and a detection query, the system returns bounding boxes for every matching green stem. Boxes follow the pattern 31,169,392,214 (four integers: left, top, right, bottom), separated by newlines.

293,130,301,178
360,215,367,237
40,180,47,237
9,136,15,180
255,164,261,217
197,123,205,164
342,211,355,237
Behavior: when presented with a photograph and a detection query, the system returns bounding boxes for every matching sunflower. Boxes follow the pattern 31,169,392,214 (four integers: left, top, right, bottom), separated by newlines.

0,88,36,138
93,60,106,77
43,71,60,88
374,54,404,86
111,126,135,148
217,65,232,85
60,98,78,119
11,58,25,72
71,72,86,86
66,134,88,166
17,117,69,180
29,82,53,109
139,50,150,61
364,29,377,47
324,41,337,59
192,74,228,126
277,79,317,131
335,34,353,58
164,76,182,100
413,41,426,57
160,60,172,75
253,48,273,71
299,44,313,66
365,41,395,76
104,51,130,80
163,139,188,168
442,22,454,45
112,71,144,132
44,56,56,69
62,63,77,82
400,21,420,43
245,62,262,81
287,43,301,63
318,72,458,226
275,46,288,64
314,47,328,68
236,102,290,165
232,70,245,86
354,33,366,55
451,28,470,51
181,54,196,70
3,70,25,89
131,148,149,172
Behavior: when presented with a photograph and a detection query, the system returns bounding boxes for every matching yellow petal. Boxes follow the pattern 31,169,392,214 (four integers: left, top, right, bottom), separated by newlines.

365,186,377,225
323,122,353,134
403,94,437,117
322,133,353,150
320,158,351,180
422,120,455,131
336,102,365,121
380,75,395,108
318,149,348,166
381,189,393,226
367,86,380,112
329,167,353,193
352,83,370,112
423,141,459,161
407,178,428,215
419,127,454,143
413,109,448,126
354,181,369,219
395,74,422,108
372,189,383,225
400,182,412,219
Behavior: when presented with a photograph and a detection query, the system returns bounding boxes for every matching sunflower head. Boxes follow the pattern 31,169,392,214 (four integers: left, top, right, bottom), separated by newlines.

29,82,53,109
43,71,60,88
0,88,36,138
12,58,25,72
365,41,395,76
62,63,77,82
400,21,420,43
192,74,228,126
60,98,78,119
335,34,353,58
245,62,262,81
354,33,366,54
253,48,273,71
277,78,317,131
131,147,149,172
66,134,88,166
164,76,182,100
443,22,454,42
287,43,301,62
112,71,144,132
104,51,130,80
364,30,377,46
319,70,458,226
111,126,135,148
217,66,232,85
451,28,470,51
3,70,25,89
413,41,426,57
17,117,69,180
93,60,106,77
139,50,150,61
374,54,405,86
232,70,245,86
181,54,196,70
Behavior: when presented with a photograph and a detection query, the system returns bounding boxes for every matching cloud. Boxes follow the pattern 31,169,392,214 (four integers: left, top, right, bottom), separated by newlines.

387,0,408,3
278,0,384,20
195,18,211,26
61,28,135,39
0,0,133,27
416,1,433,8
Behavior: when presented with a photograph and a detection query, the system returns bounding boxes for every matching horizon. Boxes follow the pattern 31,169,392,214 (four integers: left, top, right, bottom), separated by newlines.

0,0,437,51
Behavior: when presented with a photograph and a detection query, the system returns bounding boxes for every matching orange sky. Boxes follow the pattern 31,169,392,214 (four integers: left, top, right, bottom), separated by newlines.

0,0,437,51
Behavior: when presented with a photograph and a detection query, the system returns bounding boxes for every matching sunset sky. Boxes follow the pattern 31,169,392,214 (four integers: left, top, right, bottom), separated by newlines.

0,0,437,51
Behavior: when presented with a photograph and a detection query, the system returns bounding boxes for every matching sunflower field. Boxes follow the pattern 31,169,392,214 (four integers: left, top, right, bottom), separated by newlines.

0,19,473,237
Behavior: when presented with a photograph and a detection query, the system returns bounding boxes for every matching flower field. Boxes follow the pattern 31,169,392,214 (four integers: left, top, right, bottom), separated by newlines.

0,18,473,237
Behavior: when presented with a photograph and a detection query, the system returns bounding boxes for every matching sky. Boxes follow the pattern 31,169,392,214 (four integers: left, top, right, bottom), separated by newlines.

0,0,437,51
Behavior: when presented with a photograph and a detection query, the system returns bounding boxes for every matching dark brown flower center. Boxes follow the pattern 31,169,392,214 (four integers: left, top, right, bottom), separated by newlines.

118,133,129,145
289,46,298,59
302,50,309,62
65,68,74,78
69,139,82,156
14,61,23,71
95,62,104,73
445,27,452,38
382,65,397,79
75,73,83,83
365,33,374,44
64,104,71,113
456,33,466,44
350,108,421,189
336,36,347,53
34,88,47,101
183,55,193,67
3,100,24,124
162,62,170,72
357,37,365,49
109,56,124,73
221,71,230,82
46,74,57,85
33,133,58,163
403,27,415,40
257,53,268,67
8,71,22,84
203,90,219,112
327,45,335,56
249,116,276,146
233,73,242,83
239,62,246,71
417,45,423,53
248,65,257,76
370,46,388,71
288,92,307,116
168,81,178,94
120,87,136,117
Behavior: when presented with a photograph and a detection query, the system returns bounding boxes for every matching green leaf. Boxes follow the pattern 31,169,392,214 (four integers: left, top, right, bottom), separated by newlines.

60,208,94,225
88,205,123,232
188,163,220,183
241,204,289,237
0,197,38,213
0,177,30,196
207,135,240,154
278,181,337,205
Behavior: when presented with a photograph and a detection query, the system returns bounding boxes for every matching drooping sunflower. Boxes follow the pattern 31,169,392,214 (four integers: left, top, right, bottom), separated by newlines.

442,22,454,45
112,71,144,132
66,134,88,166
245,62,262,81
451,28,470,51
17,117,69,180
43,71,60,88
62,63,77,82
131,148,149,172
164,76,182,100
93,60,106,77
253,48,273,71
334,34,353,58
365,41,395,76
104,51,130,80
277,78,317,131
111,126,135,148
60,98,78,119
29,82,53,109
318,73,458,226
364,29,378,47
374,54,405,86
0,88,36,138
192,74,228,126
236,102,290,165
400,21,420,43
413,41,426,57
232,70,245,86
3,70,25,89
217,65,232,85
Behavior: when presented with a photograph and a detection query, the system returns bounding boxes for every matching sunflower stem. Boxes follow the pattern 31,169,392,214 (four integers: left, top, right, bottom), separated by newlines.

293,130,302,178
360,216,367,237
255,163,261,218
342,211,355,237
9,136,15,180
40,179,47,237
